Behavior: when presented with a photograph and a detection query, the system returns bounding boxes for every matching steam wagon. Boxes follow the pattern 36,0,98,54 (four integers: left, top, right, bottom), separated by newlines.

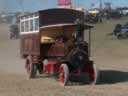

20,8,98,85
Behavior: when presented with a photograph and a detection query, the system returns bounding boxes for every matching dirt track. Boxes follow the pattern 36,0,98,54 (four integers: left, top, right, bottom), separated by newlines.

0,18,128,96
0,24,25,74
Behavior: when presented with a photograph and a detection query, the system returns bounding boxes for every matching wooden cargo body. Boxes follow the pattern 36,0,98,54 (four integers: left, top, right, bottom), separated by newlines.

20,8,84,59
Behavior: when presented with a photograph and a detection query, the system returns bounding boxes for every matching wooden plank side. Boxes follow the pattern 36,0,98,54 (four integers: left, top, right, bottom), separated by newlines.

20,33,40,58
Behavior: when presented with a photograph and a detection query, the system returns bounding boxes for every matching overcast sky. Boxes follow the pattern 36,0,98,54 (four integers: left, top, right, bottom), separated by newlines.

0,0,128,12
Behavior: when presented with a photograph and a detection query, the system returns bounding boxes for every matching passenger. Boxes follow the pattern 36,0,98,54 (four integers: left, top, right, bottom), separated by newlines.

55,35,68,43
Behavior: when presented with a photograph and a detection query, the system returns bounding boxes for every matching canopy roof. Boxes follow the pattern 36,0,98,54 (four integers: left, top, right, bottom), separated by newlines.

40,23,93,30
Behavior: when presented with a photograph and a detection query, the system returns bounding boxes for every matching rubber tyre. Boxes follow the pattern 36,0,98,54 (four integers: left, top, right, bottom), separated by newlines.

30,64,37,78
59,64,69,86
36,63,43,74
25,56,37,79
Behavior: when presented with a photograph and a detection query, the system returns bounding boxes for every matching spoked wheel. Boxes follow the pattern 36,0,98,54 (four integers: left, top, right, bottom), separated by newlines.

59,64,69,86
117,34,123,39
88,64,98,85
25,56,37,79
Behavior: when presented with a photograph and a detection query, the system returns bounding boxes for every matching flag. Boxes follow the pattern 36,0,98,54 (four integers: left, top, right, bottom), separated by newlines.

58,0,71,5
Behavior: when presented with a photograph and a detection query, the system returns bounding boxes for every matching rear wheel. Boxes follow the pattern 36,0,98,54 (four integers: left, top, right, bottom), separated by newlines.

37,63,43,74
25,56,37,79
59,64,69,86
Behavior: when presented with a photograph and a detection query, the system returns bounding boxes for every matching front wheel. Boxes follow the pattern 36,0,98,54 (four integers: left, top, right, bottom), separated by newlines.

25,56,37,79
117,34,123,39
59,64,69,86
88,64,99,85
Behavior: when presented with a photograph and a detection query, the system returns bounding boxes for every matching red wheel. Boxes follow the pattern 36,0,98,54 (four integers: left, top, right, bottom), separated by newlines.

25,56,37,79
88,64,98,84
59,64,69,86
25,56,31,75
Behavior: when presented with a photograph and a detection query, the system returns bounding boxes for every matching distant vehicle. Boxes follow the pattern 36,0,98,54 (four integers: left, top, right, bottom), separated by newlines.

85,13,102,23
109,11,122,19
113,23,128,39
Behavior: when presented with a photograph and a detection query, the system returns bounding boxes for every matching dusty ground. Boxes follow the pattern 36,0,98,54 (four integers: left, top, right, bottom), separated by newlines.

0,18,128,96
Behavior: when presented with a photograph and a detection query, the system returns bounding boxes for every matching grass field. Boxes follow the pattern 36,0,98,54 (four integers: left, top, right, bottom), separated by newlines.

0,17,128,96
92,18,128,70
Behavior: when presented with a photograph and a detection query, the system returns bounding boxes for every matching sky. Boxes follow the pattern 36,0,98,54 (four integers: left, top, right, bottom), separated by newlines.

0,0,128,12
